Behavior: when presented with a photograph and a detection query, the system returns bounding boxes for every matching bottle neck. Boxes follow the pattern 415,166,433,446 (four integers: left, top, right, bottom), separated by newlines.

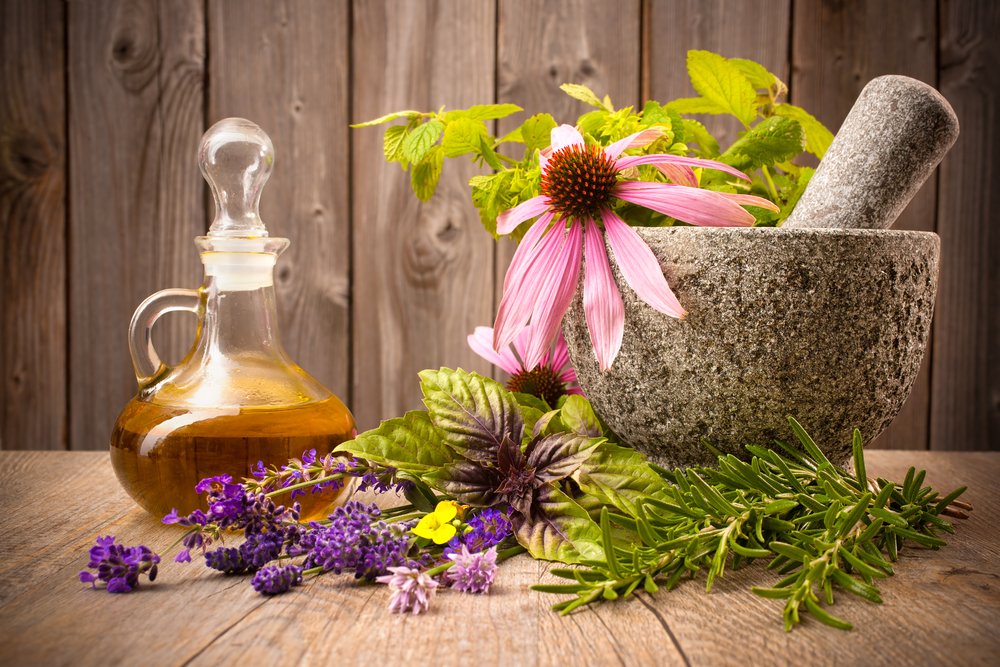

194,252,289,362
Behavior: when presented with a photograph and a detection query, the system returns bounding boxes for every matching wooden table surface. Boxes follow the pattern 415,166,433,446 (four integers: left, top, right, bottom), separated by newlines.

1,450,997,667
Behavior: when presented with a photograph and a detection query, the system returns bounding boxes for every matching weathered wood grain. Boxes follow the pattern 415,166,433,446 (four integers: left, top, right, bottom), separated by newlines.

207,0,352,403
0,0,66,451
68,0,205,450
351,0,497,431
792,0,939,451
0,451,996,666
931,0,1000,451
644,0,792,150
494,0,642,384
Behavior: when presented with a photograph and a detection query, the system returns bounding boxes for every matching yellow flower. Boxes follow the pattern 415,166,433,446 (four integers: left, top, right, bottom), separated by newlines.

412,501,461,544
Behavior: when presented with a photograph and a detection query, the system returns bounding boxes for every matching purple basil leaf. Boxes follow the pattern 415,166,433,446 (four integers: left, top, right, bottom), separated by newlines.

419,368,524,462
422,462,504,507
498,434,527,476
527,432,602,485
510,484,605,563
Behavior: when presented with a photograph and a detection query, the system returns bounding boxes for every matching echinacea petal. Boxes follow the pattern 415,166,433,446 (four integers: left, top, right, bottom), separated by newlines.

550,329,571,374
583,218,625,371
615,154,751,181
467,326,522,375
601,208,687,318
511,324,540,370
604,128,666,160
614,181,755,227
655,163,700,188
714,192,781,212
520,220,583,370
550,124,585,152
497,195,551,235
494,220,567,352
503,210,555,293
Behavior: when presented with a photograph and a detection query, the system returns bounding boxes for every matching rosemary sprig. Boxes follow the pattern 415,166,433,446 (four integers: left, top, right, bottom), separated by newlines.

534,418,971,631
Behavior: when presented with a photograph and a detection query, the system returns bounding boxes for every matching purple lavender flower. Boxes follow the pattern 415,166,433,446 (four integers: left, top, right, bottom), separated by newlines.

446,545,498,594
251,564,303,595
355,467,415,495
292,500,427,582
164,478,301,566
376,566,438,614
445,507,512,557
79,536,160,594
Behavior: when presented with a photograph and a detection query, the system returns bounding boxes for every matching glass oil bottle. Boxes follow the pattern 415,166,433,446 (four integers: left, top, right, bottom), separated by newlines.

110,118,356,521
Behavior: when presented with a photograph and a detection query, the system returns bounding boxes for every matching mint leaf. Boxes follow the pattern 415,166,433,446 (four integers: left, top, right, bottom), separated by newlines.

470,170,513,238
577,110,608,137
333,410,458,473
411,145,444,202
667,97,729,116
729,58,776,90
682,119,720,158
402,119,444,164
773,103,834,159
776,166,814,224
641,100,671,126
496,127,523,145
442,104,523,122
520,113,557,156
419,367,524,463
685,50,757,126
351,110,420,128
560,83,609,110
442,117,488,158
560,395,603,438
511,484,605,563
383,125,408,164
721,116,805,171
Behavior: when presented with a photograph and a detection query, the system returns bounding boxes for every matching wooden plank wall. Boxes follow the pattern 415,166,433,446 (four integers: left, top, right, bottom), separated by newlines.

1,0,997,452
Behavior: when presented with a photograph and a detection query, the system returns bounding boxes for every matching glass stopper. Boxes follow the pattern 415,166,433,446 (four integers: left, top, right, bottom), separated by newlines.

199,117,274,237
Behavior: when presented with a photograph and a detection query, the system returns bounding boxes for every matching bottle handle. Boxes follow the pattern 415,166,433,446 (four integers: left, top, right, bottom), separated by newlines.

128,289,202,388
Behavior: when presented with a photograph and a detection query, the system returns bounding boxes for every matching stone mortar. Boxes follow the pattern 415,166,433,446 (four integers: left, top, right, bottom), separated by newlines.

562,226,940,468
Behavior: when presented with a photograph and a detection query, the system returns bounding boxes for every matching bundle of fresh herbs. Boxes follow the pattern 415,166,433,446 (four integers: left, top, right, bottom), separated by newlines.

83,368,968,631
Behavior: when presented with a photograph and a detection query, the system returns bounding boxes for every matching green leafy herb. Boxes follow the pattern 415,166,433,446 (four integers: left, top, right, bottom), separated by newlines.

532,417,970,632
353,50,831,233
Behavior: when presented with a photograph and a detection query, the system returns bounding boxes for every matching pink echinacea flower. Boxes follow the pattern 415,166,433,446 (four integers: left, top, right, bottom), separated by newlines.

494,125,778,371
468,324,583,407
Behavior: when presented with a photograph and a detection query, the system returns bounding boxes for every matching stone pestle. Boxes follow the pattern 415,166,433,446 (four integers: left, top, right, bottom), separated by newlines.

783,75,959,230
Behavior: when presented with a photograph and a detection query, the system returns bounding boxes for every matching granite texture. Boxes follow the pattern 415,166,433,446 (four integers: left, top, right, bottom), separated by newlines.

784,75,959,230
562,226,940,468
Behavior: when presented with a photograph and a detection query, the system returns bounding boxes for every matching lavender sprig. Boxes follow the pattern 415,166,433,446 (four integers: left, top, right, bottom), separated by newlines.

79,536,160,594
